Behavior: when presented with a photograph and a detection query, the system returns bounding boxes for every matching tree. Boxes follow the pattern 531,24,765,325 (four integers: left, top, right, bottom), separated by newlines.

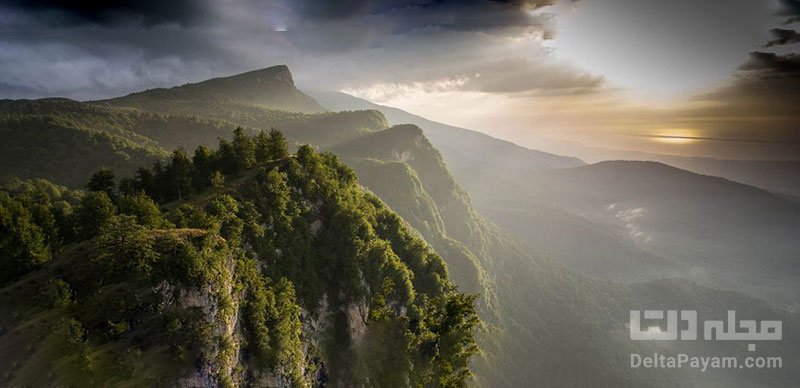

205,194,243,244
210,170,225,188
87,168,116,200
168,149,193,201
217,140,239,176
266,128,288,160
149,162,166,201
92,215,157,277
232,127,256,171
117,177,139,196
296,144,316,165
134,167,157,198
192,145,215,190
75,191,116,239
0,192,51,283
118,193,165,228
254,129,270,164
3,178,64,251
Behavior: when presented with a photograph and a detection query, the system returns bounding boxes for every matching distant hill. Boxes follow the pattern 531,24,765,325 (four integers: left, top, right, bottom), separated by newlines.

329,123,800,386
658,157,800,198
0,71,389,188
480,160,800,308
538,140,800,197
102,65,324,113
311,91,800,308
97,73,387,149
0,98,168,187
306,90,586,188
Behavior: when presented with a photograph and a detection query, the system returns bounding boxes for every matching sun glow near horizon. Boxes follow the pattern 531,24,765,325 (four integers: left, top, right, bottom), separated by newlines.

651,130,701,145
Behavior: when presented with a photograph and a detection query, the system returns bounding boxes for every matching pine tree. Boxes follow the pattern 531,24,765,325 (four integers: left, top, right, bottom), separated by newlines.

0,192,51,283
117,192,164,228
232,127,256,170
217,140,238,176
210,170,225,188
87,168,116,200
267,128,289,159
192,145,215,189
135,166,157,199
254,129,270,164
168,149,193,201
75,191,116,239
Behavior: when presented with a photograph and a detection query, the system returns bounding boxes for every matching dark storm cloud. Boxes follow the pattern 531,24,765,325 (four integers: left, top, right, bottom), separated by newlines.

0,0,578,100
764,29,800,47
284,0,555,39
291,0,370,20
739,52,800,73
777,0,800,23
291,0,553,23
380,0,554,32
0,0,209,26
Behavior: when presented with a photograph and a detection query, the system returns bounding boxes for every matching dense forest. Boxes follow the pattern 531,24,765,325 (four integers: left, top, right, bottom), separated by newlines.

0,129,479,386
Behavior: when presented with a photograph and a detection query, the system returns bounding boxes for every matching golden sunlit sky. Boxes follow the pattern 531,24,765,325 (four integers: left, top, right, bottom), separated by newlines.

2,0,799,160
341,1,800,160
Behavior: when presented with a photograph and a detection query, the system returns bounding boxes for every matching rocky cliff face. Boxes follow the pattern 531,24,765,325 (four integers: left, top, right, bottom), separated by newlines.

0,143,479,387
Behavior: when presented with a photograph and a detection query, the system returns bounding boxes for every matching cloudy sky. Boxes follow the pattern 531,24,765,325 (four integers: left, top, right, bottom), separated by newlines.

1,0,798,159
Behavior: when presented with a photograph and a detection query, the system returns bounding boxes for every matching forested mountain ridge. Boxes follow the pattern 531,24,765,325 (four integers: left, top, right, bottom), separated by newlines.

0,91,387,188
98,87,387,149
313,88,800,312
310,90,800,199
332,124,498,317
96,65,385,149
0,98,167,187
0,131,479,386
307,90,586,185
330,122,800,387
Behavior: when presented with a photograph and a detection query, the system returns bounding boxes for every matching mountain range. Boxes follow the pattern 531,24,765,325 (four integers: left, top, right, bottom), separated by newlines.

310,89,800,310
1,65,798,387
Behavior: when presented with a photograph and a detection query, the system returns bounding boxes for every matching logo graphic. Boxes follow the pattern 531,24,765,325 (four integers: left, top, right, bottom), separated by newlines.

630,310,781,350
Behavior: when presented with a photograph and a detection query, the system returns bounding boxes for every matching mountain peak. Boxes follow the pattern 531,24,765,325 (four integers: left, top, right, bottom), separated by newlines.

216,64,295,86
181,64,324,111
102,64,325,113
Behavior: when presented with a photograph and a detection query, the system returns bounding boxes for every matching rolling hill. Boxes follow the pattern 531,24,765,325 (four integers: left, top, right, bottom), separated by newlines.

537,139,800,198
477,160,800,308
0,98,168,187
